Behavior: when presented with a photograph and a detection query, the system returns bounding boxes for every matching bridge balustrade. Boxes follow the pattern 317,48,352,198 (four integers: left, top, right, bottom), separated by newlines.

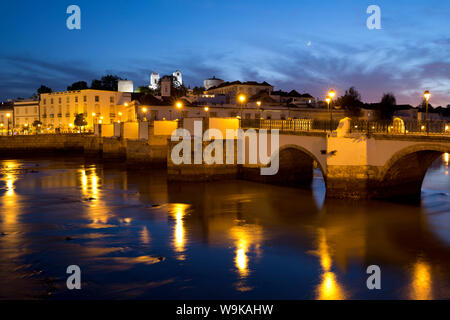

240,118,449,136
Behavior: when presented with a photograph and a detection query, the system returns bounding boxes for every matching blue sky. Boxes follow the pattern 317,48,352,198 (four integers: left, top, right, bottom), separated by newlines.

1,0,450,105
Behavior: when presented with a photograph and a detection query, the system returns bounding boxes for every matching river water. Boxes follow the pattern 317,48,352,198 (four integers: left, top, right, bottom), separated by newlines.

0,155,449,300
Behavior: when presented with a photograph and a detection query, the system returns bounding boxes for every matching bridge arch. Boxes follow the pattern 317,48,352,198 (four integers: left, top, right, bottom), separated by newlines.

377,143,449,199
266,144,326,187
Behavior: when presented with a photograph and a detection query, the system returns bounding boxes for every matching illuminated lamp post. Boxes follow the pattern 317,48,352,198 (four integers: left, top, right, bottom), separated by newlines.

141,107,148,122
238,94,246,120
423,90,431,132
176,101,183,123
327,90,336,131
6,113,11,136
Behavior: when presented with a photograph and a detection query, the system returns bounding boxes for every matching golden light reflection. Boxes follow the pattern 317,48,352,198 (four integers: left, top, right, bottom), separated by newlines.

1,161,19,225
79,167,110,227
230,224,263,292
410,260,432,300
170,204,189,260
140,226,151,245
315,229,346,300
444,153,449,167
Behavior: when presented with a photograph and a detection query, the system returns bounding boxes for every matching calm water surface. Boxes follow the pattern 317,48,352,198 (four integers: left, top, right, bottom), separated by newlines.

0,156,449,299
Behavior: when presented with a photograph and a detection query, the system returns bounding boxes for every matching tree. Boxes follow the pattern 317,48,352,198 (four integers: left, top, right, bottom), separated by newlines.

74,113,87,132
336,87,363,117
32,120,42,134
376,93,397,120
192,86,206,95
37,85,53,95
90,75,122,91
67,81,88,91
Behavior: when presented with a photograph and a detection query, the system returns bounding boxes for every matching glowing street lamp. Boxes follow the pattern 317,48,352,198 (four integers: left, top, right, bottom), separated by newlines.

176,102,183,109
238,94,246,118
118,111,123,123
424,90,431,123
327,90,336,131
6,113,11,136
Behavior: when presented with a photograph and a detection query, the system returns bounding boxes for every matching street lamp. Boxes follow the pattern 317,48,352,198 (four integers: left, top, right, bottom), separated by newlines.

327,90,336,131
6,113,11,136
238,94,246,118
424,90,431,122
175,101,183,122
118,111,123,123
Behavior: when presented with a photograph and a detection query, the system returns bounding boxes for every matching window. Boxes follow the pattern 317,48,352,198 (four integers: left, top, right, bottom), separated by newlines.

83,96,87,102
51,98,54,104
34,107,38,113
110,96,114,103
75,97,78,103
43,99,46,104
67,97,70,103
59,98,62,104
95,96,99,102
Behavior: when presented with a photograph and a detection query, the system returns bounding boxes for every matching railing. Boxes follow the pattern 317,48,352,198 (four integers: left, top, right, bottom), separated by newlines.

241,119,340,133
349,120,450,136
240,119,450,136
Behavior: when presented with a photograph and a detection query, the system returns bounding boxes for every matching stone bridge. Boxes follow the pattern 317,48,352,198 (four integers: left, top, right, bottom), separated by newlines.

242,131,450,200
168,126,450,200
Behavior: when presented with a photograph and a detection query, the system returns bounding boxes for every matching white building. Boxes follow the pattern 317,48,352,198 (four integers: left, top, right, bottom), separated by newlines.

150,71,160,90
172,70,182,86
118,80,134,93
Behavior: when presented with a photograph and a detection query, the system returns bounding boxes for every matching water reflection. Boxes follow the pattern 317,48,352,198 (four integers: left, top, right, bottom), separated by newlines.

230,224,263,292
315,229,346,300
79,166,111,228
169,203,189,260
410,259,433,300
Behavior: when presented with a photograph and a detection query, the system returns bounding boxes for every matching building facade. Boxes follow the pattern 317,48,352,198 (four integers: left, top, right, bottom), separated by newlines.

0,101,14,135
13,99,40,128
206,81,274,101
40,89,131,131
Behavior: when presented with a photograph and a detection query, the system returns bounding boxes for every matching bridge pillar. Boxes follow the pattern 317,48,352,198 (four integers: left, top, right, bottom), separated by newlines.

325,135,447,200
325,135,376,199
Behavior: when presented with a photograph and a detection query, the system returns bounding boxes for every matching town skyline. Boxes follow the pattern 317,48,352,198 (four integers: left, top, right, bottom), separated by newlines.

1,0,450,105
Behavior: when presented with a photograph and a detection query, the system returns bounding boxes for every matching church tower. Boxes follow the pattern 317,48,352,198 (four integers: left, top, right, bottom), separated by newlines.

150,71,160,90
172,70,182,86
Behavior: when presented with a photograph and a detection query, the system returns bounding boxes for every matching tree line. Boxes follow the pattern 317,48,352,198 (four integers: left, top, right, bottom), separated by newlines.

36,75,124,96
335,87,450,120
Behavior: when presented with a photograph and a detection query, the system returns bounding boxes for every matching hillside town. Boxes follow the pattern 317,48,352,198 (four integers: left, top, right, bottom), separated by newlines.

0,70,449,135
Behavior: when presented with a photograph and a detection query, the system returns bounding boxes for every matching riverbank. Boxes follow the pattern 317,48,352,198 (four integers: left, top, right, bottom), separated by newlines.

0,134,167,166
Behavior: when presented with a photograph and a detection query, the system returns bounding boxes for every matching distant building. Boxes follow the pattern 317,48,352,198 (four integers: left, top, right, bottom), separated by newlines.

160,76,173,97
13,99,40,128
204,76,224,90
118,80,134,93
39,89,131,130
172,70,183,86
149,70,182,89
207,81,274,101
270,90,315,106
150,71,160,90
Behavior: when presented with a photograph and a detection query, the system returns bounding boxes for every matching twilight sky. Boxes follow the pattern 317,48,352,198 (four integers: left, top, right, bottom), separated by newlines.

1,0,450,106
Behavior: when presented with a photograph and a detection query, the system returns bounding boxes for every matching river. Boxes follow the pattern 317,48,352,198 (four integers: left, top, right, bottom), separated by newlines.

0,155,449,299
